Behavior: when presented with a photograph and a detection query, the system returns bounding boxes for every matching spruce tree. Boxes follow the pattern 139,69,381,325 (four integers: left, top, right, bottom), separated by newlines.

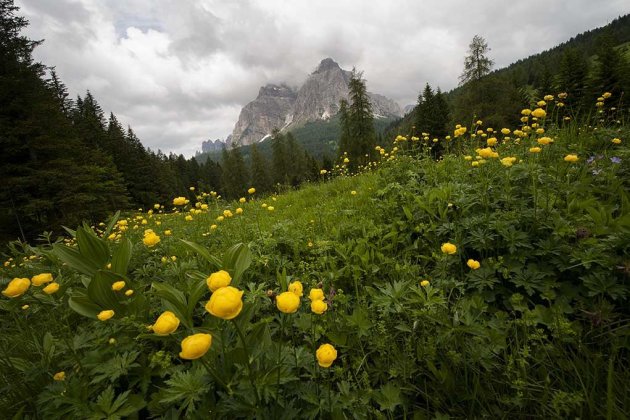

342,68,376,169
459,35,494,86
250,143,272,193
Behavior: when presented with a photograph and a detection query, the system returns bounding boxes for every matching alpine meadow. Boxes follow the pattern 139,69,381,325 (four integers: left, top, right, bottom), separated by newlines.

2,0,630,418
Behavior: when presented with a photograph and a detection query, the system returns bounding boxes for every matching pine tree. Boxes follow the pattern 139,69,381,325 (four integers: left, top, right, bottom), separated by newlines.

459,35,494,86
250,143,272,193
557,47,589,111
342,68,376,168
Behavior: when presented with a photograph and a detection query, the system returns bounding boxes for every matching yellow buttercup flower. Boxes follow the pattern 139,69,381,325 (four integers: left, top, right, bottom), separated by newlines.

185,215,193,222
537,137,552,145
173,197,187,206
206,270,232,292
43,282,60,294
53,371,65,381
2,278,30,298
440,243,457,255
111,281,126,291
420,280,430,287
179,333,212,360
467,259,481,270
521,109,532,116
486,137,497,147
236,208,243,215
239,197,246,203
21,304,29,310
351,190,357,195
276,291,300,314
164,230,172,236
288,280,303,297
143,231,160,247
531,108,546,118
152,311,180,335
316,343,337,368
611,138,621,144
529,147,541,153
248,187,256,194
311,299,328,314
205,286,243,320
97,310,115,321
32,273,53,286
564,154,579,163
309,288,325,301
501,128,510,135
125,289,134,296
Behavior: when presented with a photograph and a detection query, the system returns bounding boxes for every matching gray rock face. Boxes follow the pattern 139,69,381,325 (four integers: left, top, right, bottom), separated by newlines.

229,58,402,147
201,139,226,153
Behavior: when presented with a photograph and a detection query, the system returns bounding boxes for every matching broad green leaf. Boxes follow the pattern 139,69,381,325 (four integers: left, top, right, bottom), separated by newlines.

223,243,252,284
180,240,222,267
111,238,133,275
68,293,102,318
102,210,121,238
77,226,110,269
152,282,189,327
88,270,125,313
52,243,98,276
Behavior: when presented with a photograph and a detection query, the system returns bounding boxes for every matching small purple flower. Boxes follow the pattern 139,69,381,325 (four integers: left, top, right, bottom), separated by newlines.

610,157,621,164
587,156,596,164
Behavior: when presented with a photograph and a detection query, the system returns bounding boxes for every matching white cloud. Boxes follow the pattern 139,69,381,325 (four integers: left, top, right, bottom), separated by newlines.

16,0,629,156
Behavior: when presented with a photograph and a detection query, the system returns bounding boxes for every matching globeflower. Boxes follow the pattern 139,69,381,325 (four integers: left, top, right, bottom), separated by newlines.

529,147,542,153
206,270,232,292
612,138,621,144
32,273,53,286
111,280,125,291
316,343,337,368
151,311,180,335
537,137,552,145
2,278,30,298
173,197,187,206
53,371,65,381
564,154,579,163
311,299,328,314
420,280,430,287
179,333,212,360
205,286,243,320
467,259,481,270
143,230,161,247
486,137,497,146
531,108,546,118
501,128,510,135
521,109,532,116
239,197,246,203
43,282,60,295
248,187,256,194
309,288,325,301
288,280,303,297
97,310,115,321
276,291,300,314
500,157,517,167
440,242,457,255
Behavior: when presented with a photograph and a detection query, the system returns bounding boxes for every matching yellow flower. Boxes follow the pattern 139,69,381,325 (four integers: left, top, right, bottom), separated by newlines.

239,197,246,203
32,273,53,286
521,109,532,116
351,190,357,195
276,291,300,314
309,288,325,301
248,187,256,194
500,157,517,167
152,311,180,335
467,259,481,270
43,282,60,294
205,286,243,320
125,289,134,296
602,92,612,99
440,242,457,255
179,333,212,360
21,304,29,310
320,169,327,175
564,154,579,163
236,207,243,215
185,215,193,222
111,280,126,291
537,100,546,107
189,186,195,191
216,216,224,222
53,371,65,381
288,281,303,297
268,206,275,211
537,137,552,145
531,108,546,118
529,147,541,153
143,231,160,247
420,280,430,287
173,197,187,206
486,137,497,146
316,343,337,368
311,299,328,314
544,95,554,101
501,128,510,135
164,230,172,236
343,157,350,163
206,270,232,292
210,224,218,230
223,210,233,218
471,161,479,167
2,278,30,298
612,138,621,144
97,310,115,321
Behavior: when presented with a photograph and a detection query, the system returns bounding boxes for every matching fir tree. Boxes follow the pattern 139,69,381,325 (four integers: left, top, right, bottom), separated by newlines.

459,35,494,86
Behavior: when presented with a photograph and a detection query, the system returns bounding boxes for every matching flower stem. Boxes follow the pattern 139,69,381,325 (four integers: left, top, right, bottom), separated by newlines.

231,319,260,405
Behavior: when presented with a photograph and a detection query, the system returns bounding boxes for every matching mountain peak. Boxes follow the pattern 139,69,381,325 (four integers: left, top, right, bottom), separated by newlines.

315,57,341,73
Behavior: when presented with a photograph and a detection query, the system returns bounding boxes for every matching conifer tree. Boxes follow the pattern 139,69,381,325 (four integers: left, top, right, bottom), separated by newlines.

250,143,272,193
459,35,494,86
341,69,376,168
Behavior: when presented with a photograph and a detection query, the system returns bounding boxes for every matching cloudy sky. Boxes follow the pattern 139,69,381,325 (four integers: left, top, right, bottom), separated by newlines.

17,0,629,157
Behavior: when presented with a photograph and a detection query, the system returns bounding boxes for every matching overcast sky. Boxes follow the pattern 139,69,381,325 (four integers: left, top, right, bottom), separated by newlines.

17,0,629,157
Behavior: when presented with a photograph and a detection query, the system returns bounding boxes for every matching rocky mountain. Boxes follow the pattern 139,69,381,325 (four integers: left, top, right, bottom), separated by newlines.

201,139,226,153
228,58,402,147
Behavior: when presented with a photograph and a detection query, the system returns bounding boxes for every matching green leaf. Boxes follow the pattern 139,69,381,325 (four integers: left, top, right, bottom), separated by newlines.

52,243,98,276
111,238,133,276
374,383,402,411
185,271,209,320
152,282,189,327
180,240,222,267
87,270,125,314
76,226,110,269
223,243,252,284
68,293,102,318
102,210,121,238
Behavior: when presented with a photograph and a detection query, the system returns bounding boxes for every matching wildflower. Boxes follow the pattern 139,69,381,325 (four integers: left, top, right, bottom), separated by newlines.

216,216,224,222
164,230,172,236
248,187,256,194
343,158,350,163
612,138,621,144
529,147,541,153
109,338,116,344
43,282,60,294
154,204,160,209
544,95,554,101
464,156,473,161
467,259,481,270
173,197,187,206
531,108,546,118
236,208,243,215
239,197,246,203
500,157,517,167
276,291,300,314
441,242,457,255
206,270,232,292
316,343,338,368
521,109,532,116
564,154,579,163
97,310,115,321
309,288,325,301
486,137,497,146
595,101,604,107
21,304,29,310
289,281,303,297
53,371,65,381
32,273,53,286
143,230,161,247
2,278,30,298
536,100,546,107
351,190,357,195
111,281,125,291
471,161,479,167
537,137,552,145
205,286,243,320
420,279,430,287
267,206,275,211
611,157,621,164
501,128,510,135
558,92,568,99
185,215,193,222
602,92,612,99
125,290,134,296
210,224,217,230
320,169,327,175
152,311,180,335
536,128,545,134
311,299,328,314
179,333,212,360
